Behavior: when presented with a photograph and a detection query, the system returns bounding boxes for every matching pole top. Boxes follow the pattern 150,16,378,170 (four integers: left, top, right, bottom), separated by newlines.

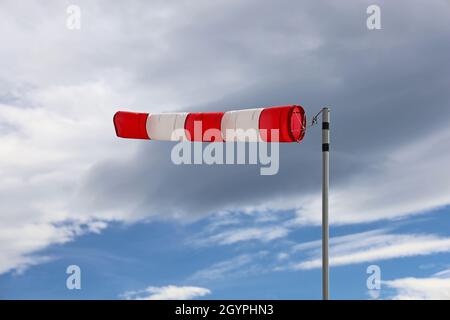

322,107,330,122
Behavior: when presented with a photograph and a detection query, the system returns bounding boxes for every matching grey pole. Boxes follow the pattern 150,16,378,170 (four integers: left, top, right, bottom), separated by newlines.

322,107,330,300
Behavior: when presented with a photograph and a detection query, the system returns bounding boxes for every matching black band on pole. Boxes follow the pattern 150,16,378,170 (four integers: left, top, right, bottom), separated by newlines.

322,143,329,152
322,122,329,130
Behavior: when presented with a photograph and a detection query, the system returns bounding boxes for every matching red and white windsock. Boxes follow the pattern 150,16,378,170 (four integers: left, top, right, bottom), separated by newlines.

113,105,306,143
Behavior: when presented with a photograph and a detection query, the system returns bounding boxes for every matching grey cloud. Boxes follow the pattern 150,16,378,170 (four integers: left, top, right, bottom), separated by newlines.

76,0,450,223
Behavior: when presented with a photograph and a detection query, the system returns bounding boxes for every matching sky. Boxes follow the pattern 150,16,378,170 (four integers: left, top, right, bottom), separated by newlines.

1,0,450,300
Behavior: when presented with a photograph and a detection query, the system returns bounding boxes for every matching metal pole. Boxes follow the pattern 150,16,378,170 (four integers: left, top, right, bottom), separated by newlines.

322,107,330,300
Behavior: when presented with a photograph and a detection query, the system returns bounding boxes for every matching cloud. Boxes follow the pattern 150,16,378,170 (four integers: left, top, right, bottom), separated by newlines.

289,229,450,270
384,269,450,300
79,0,450,228
0,82,125,274
295,128,450,225
0,220,107,274
197,226,290,246
121,285,211,300
1,0,450,275
189,252,269,282
434,269,450,278
190,211,294,247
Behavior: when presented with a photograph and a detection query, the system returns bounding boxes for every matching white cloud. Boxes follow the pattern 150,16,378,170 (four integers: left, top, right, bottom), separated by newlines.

434,269,450,278
121,285,211,300
189,252,268,282
0,220,107,274
277,252,289,261
0,82,128,274
295,127,450,226
289,230,450,270
199,226,290,246
385,269,450,300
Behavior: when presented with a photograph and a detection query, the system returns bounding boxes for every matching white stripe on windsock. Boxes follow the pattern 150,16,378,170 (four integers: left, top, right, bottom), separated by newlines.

146,112,188,141
221,108,263,142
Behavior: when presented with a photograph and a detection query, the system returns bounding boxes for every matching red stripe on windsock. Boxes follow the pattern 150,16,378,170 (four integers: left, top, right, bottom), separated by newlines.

113,111,150,139
259,105,306,142
185,112,224,142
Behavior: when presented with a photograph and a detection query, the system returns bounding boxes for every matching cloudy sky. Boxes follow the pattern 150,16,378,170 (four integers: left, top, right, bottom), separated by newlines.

1,0,450,299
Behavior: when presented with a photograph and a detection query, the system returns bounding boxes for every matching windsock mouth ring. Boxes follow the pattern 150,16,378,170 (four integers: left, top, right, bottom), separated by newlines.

258,105,306,142
288,105,306,142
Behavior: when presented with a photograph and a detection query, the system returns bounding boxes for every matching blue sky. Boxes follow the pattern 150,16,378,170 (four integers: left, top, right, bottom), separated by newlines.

1,207,450,299
1,0,450,299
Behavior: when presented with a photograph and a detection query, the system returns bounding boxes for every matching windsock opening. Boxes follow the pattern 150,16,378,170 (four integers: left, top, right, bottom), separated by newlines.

259,105,306,142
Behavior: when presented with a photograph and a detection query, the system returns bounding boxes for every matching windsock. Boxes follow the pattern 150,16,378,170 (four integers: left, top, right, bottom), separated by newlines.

113,105,306,143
